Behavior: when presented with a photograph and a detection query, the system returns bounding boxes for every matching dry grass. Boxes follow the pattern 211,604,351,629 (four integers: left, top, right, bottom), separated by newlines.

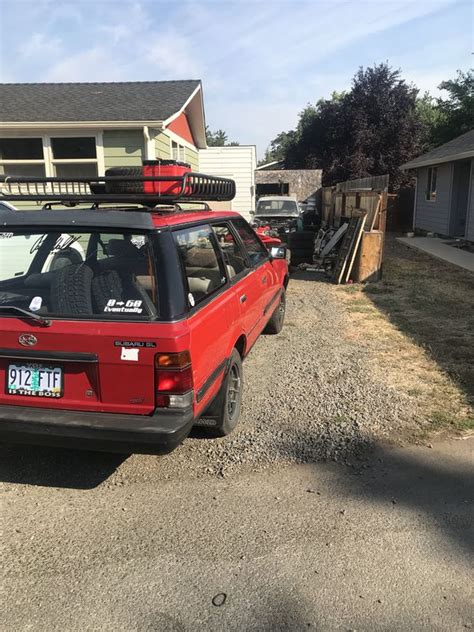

338,236,474,440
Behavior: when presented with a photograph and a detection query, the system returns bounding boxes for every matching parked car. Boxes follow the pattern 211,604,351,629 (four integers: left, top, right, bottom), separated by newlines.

0,166,288,454
251,196,302,240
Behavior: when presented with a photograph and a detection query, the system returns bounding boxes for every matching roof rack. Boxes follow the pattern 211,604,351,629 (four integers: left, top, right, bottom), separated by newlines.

0,172,236,208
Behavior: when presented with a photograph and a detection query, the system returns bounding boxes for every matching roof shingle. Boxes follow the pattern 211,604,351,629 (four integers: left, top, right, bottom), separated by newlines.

401,129,474,169
0,80,201,122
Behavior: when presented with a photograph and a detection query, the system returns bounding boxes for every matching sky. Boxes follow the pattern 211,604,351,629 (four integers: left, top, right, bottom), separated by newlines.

0,0,472,157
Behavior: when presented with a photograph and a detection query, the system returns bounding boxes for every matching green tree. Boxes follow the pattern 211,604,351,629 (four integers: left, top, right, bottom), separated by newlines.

433,69,474,145
205,126,239,147
273,64,425,188
258,130,297,166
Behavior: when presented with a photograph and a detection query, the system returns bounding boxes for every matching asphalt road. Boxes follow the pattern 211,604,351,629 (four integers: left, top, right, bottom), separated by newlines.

1,437,473,631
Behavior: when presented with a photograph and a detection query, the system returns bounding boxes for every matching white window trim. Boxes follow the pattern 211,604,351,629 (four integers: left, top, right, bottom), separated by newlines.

170,138,186,163
165,128,197,153
426,166,437,202
0,131,105,177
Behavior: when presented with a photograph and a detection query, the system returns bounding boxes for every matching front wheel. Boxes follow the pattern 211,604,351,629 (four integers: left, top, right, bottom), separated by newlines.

200,348,243,437
263,290,286,334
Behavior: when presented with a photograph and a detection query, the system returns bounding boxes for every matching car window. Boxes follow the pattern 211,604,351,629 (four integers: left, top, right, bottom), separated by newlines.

0,230,158,320
212,224,248,279
232,218,269,266
174,225,226,307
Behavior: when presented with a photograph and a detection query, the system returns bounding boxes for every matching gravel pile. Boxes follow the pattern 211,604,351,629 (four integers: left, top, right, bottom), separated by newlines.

115,272,416,484
0,273,418,488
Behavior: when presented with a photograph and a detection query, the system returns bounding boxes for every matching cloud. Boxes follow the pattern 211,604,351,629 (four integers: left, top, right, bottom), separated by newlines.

20,33,63,60
148,30,203,79
0,0,468,157
44,46,130,82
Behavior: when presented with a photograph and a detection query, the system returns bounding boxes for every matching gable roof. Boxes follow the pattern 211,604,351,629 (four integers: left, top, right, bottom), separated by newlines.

0,80,201,123
401,129,474,170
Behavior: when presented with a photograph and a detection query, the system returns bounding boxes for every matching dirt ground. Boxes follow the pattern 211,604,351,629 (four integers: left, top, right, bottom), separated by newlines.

2,237,473,632
339,236,474,437
1,237,472,490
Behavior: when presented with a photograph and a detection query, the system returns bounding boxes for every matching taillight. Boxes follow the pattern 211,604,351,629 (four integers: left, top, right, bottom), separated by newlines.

155,351,193,409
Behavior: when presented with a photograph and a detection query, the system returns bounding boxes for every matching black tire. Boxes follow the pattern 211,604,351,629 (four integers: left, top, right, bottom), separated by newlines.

290,247,313,257
92,270,123,312
290,250,313,265
288,231,315,247
105,167,144,194
48,247,83,271
200,348,243,437
50,264,93,315
263,290,286,334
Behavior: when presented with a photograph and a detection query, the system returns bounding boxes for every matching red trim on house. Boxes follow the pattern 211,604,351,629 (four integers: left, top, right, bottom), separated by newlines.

166,113,196,146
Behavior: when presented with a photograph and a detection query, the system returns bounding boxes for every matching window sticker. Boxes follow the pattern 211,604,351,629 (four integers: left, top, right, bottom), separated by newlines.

0,233,14,239
131,236,146,248
121,347,139,361
29,296,42,312
188,293,195,307
104,299,143,314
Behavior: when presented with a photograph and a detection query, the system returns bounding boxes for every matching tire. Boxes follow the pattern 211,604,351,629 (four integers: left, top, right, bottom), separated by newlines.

290,247,313,257
290,249,313,265
50,264,93,315
48,247,83,271
263,290,286,334
288,231,315,247
200,348,243,437
105,167,144,194
92,270,123,312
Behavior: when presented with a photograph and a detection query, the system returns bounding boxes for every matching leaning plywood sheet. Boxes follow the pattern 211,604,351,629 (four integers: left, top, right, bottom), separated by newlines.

344,216,367,283
332,214,366,284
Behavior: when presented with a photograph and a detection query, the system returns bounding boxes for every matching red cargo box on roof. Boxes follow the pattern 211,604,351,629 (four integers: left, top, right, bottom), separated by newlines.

143,160,192,196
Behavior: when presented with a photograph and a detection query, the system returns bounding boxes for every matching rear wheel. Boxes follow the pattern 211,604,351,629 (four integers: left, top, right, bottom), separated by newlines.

263,290,286,334
200,348,243,437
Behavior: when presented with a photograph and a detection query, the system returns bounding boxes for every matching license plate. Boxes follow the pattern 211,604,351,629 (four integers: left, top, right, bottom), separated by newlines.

7,363,63,398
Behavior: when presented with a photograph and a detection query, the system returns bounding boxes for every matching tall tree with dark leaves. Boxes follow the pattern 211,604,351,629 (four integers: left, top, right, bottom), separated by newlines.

276,64,426,189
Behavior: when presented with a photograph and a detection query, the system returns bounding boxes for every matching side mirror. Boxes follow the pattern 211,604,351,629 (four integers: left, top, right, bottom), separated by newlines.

270,246,287,260
250,210,255,215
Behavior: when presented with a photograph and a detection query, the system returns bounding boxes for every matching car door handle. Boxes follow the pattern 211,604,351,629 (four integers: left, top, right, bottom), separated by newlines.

240,294,247,304
261,275,267,284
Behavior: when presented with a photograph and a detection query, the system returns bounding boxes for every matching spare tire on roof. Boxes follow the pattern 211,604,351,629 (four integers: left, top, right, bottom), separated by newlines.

105,167,144,194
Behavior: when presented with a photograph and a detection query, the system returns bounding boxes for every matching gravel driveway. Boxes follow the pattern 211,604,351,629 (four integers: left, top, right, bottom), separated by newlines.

0,272,420,488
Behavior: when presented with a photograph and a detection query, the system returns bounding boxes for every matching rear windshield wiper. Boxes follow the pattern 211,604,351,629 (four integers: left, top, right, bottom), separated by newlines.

0,305,51,327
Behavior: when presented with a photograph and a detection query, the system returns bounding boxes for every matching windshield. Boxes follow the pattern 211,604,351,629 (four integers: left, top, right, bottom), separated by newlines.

0,230,158,321
256,199,299,215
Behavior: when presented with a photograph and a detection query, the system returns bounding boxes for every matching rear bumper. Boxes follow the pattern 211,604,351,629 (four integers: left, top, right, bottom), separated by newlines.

0,404,195,454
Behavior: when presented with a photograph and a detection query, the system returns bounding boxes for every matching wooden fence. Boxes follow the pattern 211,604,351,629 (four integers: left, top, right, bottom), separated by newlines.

322,175,388,232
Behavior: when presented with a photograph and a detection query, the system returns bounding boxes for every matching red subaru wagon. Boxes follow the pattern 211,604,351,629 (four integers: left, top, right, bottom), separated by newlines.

0,167,288,454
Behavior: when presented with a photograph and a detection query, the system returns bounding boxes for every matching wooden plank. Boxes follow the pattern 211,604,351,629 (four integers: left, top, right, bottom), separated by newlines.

332,214,366,284
368,196,381,231
344,216,366,283
352,231,383,282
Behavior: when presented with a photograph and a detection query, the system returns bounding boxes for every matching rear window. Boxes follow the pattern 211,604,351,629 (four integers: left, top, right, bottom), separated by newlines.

0,230,158,321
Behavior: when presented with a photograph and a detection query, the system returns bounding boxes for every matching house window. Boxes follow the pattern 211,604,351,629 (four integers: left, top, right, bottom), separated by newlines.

0,138,46,177
171,140,186,162
0,135,101,179
426,166,437,201
51,137,98,177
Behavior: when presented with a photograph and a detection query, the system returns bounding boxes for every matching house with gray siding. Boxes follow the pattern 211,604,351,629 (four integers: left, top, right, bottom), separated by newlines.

0,81,206,186
401,130,474,241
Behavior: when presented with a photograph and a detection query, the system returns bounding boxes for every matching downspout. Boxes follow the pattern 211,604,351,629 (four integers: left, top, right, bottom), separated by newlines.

143,126,152,161
412,170,418,232
143,124,163,161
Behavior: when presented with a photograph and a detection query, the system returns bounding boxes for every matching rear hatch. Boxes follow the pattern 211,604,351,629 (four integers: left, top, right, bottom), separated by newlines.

0,226,182,414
